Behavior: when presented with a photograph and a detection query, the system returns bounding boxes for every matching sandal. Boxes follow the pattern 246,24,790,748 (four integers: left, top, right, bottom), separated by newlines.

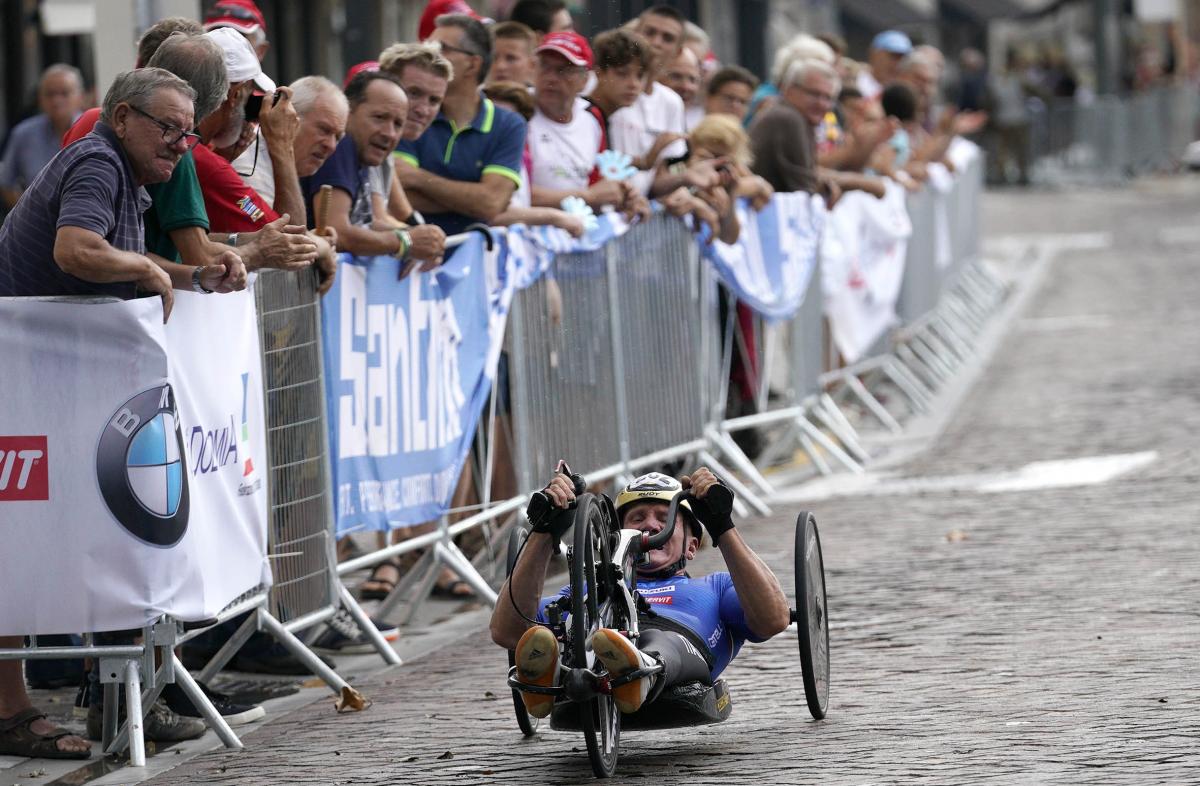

358,558,401,600
358,549,426,600
431,579,477,600
0,708,91,760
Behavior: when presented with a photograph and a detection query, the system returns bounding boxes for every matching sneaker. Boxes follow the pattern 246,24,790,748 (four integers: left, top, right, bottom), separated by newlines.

161,681,265,726
514,626,559,719
310,610,400,654
86,698,206,742
590,629,657,714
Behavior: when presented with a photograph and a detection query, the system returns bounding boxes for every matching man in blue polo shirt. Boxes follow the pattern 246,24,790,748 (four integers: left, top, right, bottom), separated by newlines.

395,13,526,236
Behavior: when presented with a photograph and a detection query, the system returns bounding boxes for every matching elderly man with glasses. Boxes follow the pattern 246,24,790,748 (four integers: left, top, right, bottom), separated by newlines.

0,68,242,322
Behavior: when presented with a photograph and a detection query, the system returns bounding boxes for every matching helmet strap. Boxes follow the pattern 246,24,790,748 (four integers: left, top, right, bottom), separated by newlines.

638,555,687,581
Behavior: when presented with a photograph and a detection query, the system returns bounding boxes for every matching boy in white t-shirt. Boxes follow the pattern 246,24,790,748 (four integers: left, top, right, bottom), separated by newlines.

607,5,724,198
527,31,646,218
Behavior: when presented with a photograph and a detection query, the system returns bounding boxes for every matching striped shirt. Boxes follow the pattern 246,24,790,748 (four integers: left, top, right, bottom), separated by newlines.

0,121,151,299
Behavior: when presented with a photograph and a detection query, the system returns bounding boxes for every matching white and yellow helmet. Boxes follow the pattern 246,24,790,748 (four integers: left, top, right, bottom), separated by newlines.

615,472,703,544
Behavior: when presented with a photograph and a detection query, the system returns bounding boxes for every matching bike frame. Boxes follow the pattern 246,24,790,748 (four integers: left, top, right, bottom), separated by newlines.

506,490,692,704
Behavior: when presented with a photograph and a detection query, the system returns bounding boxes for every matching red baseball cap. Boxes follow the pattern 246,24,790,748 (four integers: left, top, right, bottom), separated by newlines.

204,0,268,36
418,0,483,42
344,60,380,89
536,31,593,70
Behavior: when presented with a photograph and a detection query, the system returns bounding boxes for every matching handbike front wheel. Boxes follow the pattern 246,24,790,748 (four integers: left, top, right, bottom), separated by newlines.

795,511,830,720
505,525,539,737
570,494,620,778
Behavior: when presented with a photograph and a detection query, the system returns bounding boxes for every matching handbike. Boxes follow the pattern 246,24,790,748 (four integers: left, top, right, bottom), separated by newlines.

504,477,831,778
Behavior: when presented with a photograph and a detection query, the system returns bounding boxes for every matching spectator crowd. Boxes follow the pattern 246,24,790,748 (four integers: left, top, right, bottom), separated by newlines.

0,0,989,762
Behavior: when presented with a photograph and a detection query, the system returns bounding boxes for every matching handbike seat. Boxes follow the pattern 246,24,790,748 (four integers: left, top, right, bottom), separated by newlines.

549,679,732,732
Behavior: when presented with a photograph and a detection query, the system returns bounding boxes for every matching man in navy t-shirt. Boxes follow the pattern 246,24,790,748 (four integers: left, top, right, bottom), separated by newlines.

302,70,445,266
491,468,793,718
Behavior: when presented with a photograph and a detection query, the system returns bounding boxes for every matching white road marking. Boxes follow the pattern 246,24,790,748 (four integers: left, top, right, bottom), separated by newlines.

776,451,1158,502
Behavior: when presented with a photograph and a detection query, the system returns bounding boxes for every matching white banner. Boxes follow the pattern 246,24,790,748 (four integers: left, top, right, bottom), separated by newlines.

0,290,269,635
821,179,913,364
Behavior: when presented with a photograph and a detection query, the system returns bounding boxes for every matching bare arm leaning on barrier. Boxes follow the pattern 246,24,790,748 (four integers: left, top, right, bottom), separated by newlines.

322,187,447,271
53,226,174,318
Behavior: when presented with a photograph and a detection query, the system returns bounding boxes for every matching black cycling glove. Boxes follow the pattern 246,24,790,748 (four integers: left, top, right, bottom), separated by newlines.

689,484,735,545
526,491,574,542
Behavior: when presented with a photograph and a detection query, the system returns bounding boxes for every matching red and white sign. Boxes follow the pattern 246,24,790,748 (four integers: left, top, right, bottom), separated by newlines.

0,436,48,501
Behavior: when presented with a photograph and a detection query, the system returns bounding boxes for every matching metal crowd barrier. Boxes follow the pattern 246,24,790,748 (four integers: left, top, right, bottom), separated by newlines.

1029,84,1197,184
506,213,755,508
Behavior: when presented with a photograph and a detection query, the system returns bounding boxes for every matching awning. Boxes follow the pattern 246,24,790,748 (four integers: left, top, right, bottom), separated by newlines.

941,0,1069,21
838,0,933,29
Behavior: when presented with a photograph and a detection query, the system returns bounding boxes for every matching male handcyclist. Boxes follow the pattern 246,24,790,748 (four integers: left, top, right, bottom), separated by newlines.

490,466,792,717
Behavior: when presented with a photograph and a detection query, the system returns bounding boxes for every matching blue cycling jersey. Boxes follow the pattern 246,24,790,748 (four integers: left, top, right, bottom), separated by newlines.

538,572,766,679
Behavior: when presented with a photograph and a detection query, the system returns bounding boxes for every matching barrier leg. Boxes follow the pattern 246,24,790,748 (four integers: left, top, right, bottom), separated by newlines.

707,427,776,498
895,343,943,390
935,305,979,351
101,682,119,750
929,315,972,365
170,654,242,749
909,333,954,381
697,449,772,517
882,356,933,411
104,660,170,758
842,373,903,433
918,327,963,373
755,419,803,469
401,550,444,626
255,610,350,694
434,540,499,605
196,611,259,685
797,429,834,476
808,401,868,464
337,584,402,665
796,414,864,475
373,545,437,622
818,393,870,461
123,661,146,767
943,292,985,335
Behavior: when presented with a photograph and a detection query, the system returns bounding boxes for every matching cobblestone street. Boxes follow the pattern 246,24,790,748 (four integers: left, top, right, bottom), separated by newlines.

130,180,1200,784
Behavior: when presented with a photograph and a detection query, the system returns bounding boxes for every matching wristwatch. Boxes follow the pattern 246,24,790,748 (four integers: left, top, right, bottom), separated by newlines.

225,232,240,247
191,266,214,294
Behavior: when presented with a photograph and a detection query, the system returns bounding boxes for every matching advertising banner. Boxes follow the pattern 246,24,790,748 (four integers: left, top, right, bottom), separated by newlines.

0,290,269,635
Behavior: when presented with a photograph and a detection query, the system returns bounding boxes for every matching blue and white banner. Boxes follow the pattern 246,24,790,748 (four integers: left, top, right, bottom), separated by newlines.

700,192,826,321
0,290,269,635
323,215,641,534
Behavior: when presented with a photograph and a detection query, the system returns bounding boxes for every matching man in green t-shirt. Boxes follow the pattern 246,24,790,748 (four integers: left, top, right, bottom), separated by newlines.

145,151,209,261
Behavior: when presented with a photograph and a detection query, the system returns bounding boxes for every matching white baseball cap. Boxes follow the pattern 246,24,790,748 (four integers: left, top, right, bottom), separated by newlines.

204,27,276,93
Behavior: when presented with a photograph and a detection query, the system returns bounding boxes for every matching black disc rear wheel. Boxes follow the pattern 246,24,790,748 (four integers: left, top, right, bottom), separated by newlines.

505,525,539,736
795,511,830,719
570,494,620,778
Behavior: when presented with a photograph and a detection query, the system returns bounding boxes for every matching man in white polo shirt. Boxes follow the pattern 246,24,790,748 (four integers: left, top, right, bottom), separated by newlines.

528,31,645,217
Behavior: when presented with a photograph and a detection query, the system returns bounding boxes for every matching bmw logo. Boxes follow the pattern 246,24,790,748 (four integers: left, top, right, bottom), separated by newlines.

96,384,189,547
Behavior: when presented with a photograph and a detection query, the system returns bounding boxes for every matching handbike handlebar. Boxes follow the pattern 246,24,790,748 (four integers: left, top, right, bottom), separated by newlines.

637,489,692,554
